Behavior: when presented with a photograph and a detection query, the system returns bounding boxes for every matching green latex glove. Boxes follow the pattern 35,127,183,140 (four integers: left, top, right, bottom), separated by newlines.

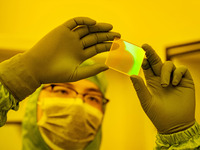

0,17,120,100
130,44,195,134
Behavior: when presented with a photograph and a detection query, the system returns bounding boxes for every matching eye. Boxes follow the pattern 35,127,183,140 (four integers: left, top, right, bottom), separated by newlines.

86,95,101,104
54,89,69,94
52,86,71,95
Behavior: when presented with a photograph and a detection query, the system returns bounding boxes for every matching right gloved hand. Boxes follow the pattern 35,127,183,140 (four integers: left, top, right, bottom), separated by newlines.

0,17,120,100
130,44,195,134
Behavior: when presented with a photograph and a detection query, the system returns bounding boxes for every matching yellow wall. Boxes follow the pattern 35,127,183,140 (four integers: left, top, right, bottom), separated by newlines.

0,0,200,149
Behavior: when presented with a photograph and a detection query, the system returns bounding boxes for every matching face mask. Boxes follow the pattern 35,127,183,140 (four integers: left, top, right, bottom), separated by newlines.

37,97,103,150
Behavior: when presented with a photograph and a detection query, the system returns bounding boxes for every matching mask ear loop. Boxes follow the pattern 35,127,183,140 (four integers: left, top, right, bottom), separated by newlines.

37,98,45,123
37,101,42,106
84,103,103,131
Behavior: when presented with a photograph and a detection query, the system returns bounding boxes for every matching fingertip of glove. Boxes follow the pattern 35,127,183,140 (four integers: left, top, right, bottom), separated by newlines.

99,65,109,71
130,75,143,91
130,75,136,79
130,75,140,83
141,43,150,50
106,23,113,30
161,83,168,88
172,81,178,86
113,33,121,38
87,18,96,25
142,58,150,70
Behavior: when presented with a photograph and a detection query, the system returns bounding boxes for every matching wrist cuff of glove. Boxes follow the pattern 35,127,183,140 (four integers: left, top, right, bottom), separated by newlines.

0,54,40,101
156,122,200,146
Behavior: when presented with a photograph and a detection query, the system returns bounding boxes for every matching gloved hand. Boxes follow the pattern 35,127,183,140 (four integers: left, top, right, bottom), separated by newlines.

130,44,195,134
0,17,120,100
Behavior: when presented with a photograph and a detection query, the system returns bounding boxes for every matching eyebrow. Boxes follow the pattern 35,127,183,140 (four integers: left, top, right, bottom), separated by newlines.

64,83,75,88
43,83,74,89
50,83,103,95
85,88,103,96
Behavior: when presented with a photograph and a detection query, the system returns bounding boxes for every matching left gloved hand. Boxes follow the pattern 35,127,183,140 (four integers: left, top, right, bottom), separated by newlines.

22,17,121,83
0,17,120,100
130,44,195,134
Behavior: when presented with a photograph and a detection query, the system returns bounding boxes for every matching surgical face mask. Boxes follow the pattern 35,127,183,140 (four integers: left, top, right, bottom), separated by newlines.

37,97,103,150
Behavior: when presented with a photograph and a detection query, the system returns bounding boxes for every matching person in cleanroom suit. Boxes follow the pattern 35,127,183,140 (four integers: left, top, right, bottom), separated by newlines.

0,16,200,149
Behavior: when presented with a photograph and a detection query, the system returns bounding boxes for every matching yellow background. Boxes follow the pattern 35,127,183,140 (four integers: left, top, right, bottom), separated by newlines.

0,0,200,149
